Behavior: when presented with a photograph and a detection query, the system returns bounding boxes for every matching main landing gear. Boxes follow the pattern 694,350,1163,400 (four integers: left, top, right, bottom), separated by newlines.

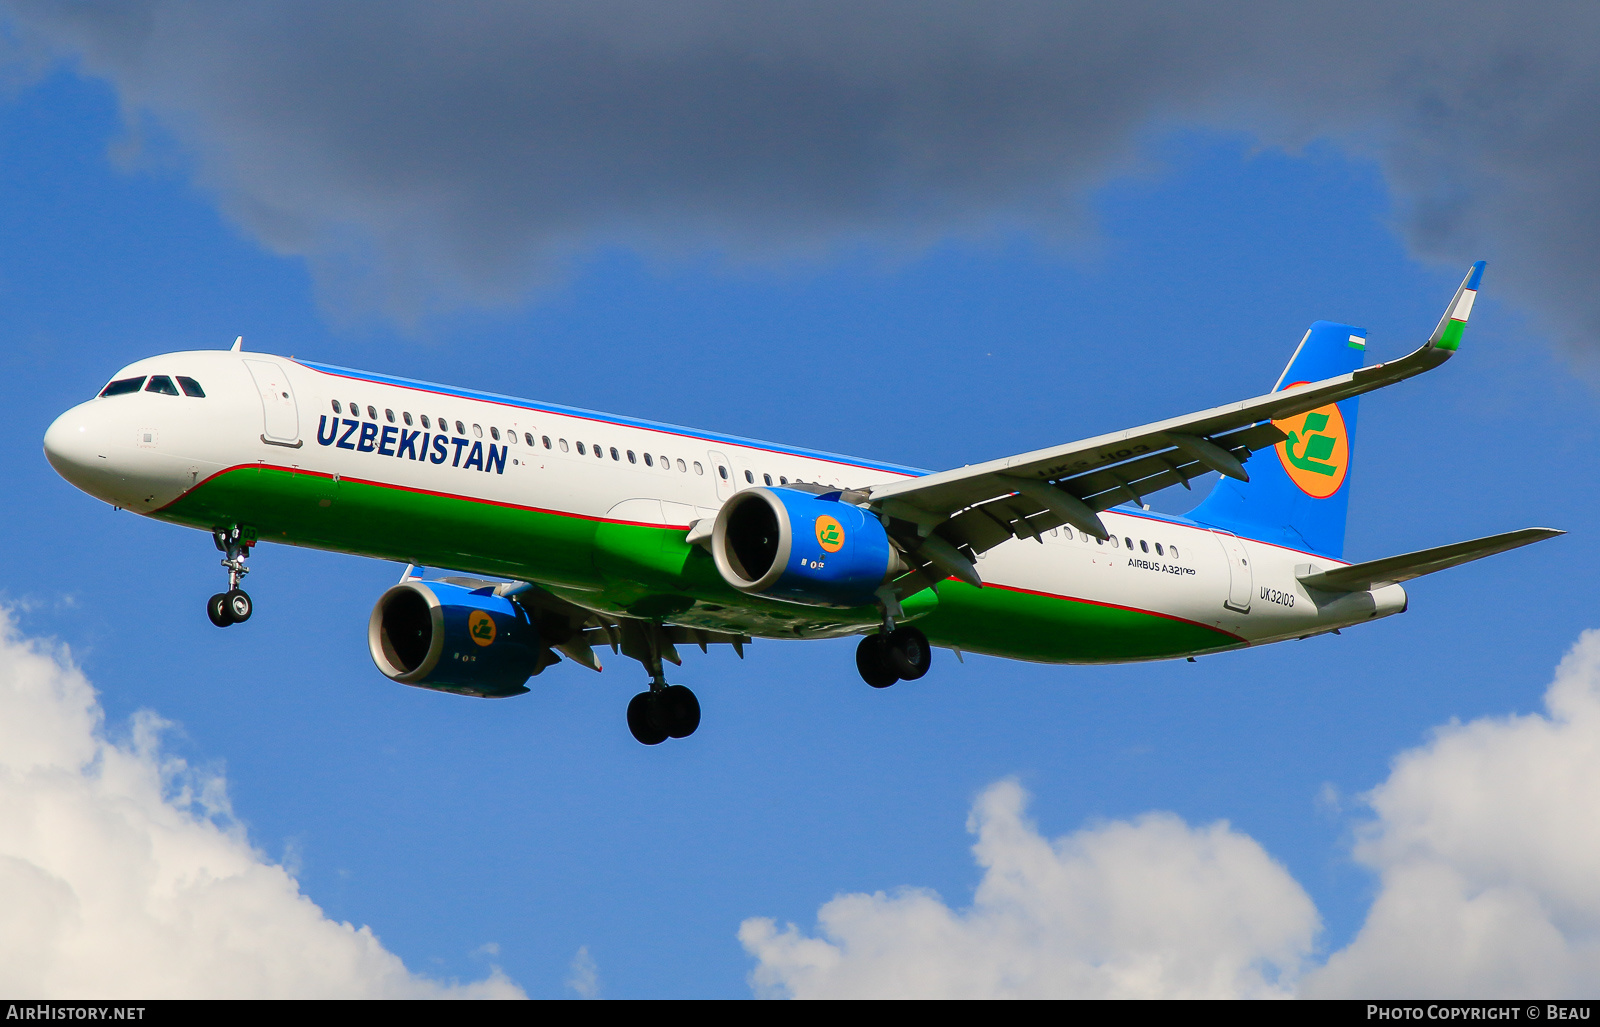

207,527,254,627
626,684,702,746
621,620,701,745
856,625,931,688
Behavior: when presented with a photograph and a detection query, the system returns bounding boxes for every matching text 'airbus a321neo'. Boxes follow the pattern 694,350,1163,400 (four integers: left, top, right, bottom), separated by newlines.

43,263,1561,744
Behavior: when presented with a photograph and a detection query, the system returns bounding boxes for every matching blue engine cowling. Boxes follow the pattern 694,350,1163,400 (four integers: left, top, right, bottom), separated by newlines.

367,579,544,698
711,487,899,607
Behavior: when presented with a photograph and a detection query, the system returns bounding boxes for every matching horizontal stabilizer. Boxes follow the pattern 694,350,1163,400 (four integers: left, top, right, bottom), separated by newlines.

1297,527,1563,592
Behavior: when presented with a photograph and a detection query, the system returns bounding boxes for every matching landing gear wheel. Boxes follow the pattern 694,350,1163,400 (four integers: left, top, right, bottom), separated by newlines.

207,593,233,627
654,685,700,738
856,634,899,688
887,626,931,680
627,691,669,745
224,589,253,624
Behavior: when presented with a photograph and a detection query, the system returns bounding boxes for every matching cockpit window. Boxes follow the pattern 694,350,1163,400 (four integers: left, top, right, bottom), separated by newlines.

99,376,146,397
145,375,180,396
176,376,205,397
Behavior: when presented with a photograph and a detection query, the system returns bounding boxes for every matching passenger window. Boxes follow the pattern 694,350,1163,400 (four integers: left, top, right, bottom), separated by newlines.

385,409,395,423
1140,540,1149,553
367,406,377,420
420,415,430,429
627,450,637,464
643,453,653,467
679,459,688,472
176,376,205,398
558,439,568,452
490,426,500,441
744,470,754,483
331,400,342,414
403,411,413,426
1170,546,1179,559
455,421,465,435
1097,537,1105,546
779,476,788,485
595,445,604,459
659,455,669,469
1064,526,1074,540
1110,537,1119,548
610,447,620,461
1155,543,1164,556
718,465,728,479
1124,537,1133,549
762,473,772,485
473,424,483,438
100,376,146,397
145,375,180,396
576,442,586,455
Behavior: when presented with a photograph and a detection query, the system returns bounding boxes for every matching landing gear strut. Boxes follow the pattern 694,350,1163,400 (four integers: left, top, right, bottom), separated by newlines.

856,625,931,688
207,527,254,627
621,621,701,745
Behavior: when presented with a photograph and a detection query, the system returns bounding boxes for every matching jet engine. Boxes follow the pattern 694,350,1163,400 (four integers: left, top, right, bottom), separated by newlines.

368,579,546,697
711,487,900,608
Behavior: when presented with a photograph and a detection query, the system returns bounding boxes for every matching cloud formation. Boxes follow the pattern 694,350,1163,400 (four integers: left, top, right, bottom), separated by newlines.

743,631,1600,998
741,780,1318,998
0,608,522,998
6,1,1600,346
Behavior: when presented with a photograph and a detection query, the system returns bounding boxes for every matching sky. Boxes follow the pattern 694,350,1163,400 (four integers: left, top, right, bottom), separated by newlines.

1,2,1599,998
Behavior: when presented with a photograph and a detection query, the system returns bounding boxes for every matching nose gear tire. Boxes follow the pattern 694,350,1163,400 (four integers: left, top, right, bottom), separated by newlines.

207,593,233,627
224,589,253,623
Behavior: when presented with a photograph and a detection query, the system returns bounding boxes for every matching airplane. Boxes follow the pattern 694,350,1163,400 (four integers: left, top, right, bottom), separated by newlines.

42,261,1560,744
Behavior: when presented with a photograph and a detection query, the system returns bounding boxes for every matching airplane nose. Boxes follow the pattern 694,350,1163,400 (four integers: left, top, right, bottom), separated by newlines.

43,405,107,492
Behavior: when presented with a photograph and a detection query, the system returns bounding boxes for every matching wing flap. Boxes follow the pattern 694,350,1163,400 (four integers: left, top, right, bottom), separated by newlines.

1297,527,1563,592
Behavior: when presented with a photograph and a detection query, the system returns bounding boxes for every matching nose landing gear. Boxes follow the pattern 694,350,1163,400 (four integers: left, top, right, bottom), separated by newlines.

207,527,254,627
856,625,931,688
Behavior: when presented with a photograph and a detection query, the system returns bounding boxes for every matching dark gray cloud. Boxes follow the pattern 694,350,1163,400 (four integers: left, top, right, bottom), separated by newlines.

6,1,1600,346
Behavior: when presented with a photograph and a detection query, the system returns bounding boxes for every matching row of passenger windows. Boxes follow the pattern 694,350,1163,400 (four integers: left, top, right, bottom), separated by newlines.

99,375,206,398
1046,524,1180,558
329,399,709,475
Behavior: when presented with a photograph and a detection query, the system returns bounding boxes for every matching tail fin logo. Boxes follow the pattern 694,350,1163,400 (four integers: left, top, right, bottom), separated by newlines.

1274,385,1349,499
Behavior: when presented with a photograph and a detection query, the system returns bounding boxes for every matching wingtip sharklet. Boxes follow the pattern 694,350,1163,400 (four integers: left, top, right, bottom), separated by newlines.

1428,260,1487,353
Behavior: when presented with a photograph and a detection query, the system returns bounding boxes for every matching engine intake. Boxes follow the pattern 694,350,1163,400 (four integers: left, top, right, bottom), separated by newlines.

368,579,545,697
711,487,898,607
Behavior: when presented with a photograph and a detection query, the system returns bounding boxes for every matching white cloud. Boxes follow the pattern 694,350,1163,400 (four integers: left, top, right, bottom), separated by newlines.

740,779,1317,998
0,608,524,998
1305,630,1600,998
566,945,600,999
744,631,1600,999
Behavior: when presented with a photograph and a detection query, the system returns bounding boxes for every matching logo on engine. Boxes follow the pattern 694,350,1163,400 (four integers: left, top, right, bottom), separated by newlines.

468,610,497,647
815,514,845,553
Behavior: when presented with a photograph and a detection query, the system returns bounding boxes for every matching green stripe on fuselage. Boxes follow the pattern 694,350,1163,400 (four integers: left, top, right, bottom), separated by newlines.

158,467,1240,664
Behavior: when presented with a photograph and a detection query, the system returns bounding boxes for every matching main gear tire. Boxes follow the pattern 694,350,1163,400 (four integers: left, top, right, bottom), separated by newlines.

627,692,669,745
658,684,701,738
856,634,899,688
887,626,931,680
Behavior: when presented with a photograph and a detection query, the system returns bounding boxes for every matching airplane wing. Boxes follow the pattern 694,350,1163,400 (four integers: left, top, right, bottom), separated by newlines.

1296,527,1563,593
865,262,1486,592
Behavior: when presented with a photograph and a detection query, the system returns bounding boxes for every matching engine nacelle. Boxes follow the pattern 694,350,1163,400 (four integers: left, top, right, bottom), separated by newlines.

711,487,897,607
368,579,544,698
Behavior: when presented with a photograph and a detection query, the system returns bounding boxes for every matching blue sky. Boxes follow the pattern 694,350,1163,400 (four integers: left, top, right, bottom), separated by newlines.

3,20,1599,997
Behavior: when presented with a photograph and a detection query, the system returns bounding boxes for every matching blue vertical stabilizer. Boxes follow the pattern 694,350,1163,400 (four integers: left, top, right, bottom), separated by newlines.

1189,320,1366,558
